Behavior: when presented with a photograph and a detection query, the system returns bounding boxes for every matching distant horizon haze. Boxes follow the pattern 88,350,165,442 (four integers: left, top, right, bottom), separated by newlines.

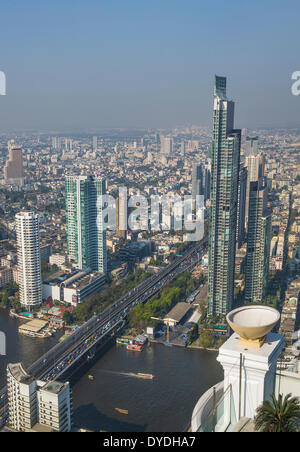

0,0,300,131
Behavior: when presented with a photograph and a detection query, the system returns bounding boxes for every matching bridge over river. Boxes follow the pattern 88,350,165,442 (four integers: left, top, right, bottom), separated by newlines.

0,239,207,422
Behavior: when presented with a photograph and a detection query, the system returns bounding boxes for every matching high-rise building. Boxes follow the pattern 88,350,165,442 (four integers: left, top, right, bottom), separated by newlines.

207,76,241,317
7,363,72,432
192,164,204,202
16,211,42,309
51,137,61,151
65,175,107,274
7,139,15,151
245,178,271,303
245,150,265,229
7,363,38,431
245,148,264,182
204,161,211,202
160,136,173,156
145,151,153,164
245,135,258,156
37,380,72,432
236,165,247,249
180,141,186,157
116,187,127,240
245,153,264,180
155,133,160,152
92,136,98,151
4,146,24,186
64,138,73,152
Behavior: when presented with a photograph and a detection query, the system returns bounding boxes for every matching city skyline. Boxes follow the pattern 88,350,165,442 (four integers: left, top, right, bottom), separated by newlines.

0,73,299,435
0,2,300,436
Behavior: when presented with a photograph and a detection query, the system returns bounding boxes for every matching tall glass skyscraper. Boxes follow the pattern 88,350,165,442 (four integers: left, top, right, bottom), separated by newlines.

207,76,241,317
245,177,271,303
192,164,204,202
204,161,211,203
65,175,107,274
245,150,265,230
236,164,247,249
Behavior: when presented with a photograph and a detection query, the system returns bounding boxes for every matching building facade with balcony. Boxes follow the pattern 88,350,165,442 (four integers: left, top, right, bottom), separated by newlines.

16,211,42,309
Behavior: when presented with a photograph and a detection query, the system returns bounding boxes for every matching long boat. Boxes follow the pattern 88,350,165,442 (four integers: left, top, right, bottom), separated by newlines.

115,408,128,415
126,344,143,352
136,373,154,379
116,337,130,344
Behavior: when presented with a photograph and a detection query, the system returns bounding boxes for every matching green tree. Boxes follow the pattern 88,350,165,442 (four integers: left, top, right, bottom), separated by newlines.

216,337,226,348
3,281,18,297
10,298,22,313
41,259,49,277
63,311,73,325
128,272,197,329
255,393,300,432
187,324,198,344
199,330,214,348
1,291,9,308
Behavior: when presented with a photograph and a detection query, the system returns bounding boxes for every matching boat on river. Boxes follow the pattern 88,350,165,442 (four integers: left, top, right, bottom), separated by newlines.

136,373,154,379
127,344,143,352
115,408,128,415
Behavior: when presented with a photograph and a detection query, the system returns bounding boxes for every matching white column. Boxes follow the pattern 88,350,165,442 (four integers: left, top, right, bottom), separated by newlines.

217,332,284,420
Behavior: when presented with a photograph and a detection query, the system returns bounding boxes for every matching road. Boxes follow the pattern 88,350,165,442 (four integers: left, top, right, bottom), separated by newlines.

0,237,207,421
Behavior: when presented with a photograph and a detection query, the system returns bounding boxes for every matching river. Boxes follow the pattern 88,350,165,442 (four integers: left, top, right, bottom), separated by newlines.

0,308,223,432
0,308,63,387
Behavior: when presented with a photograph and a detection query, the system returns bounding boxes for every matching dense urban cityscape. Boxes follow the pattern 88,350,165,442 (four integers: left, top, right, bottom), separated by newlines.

0,75,300,433
1,0,300,440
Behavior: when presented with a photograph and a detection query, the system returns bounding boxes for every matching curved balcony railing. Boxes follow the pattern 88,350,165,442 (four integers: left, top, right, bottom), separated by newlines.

190,381,237,432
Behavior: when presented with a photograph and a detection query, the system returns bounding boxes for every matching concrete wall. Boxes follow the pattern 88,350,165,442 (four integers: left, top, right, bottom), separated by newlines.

275,370,300,399
42,284,60,302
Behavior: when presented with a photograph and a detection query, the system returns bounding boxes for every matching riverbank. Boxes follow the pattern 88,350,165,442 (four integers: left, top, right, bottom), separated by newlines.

119,325,221,352
148,338,218,352
9,310,59,339
187,344,218,352
0,308,63,388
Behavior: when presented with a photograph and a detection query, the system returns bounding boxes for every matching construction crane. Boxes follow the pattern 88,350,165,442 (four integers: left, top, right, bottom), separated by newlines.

151,316,173,343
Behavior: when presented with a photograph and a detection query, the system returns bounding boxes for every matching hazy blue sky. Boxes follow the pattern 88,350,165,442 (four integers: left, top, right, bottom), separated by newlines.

0,0,300,131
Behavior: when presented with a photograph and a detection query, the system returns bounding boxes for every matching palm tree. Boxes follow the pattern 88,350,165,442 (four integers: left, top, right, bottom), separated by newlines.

255,393,300,432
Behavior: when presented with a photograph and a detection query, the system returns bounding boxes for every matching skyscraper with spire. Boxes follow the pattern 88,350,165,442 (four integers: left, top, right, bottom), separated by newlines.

207,76,241,317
